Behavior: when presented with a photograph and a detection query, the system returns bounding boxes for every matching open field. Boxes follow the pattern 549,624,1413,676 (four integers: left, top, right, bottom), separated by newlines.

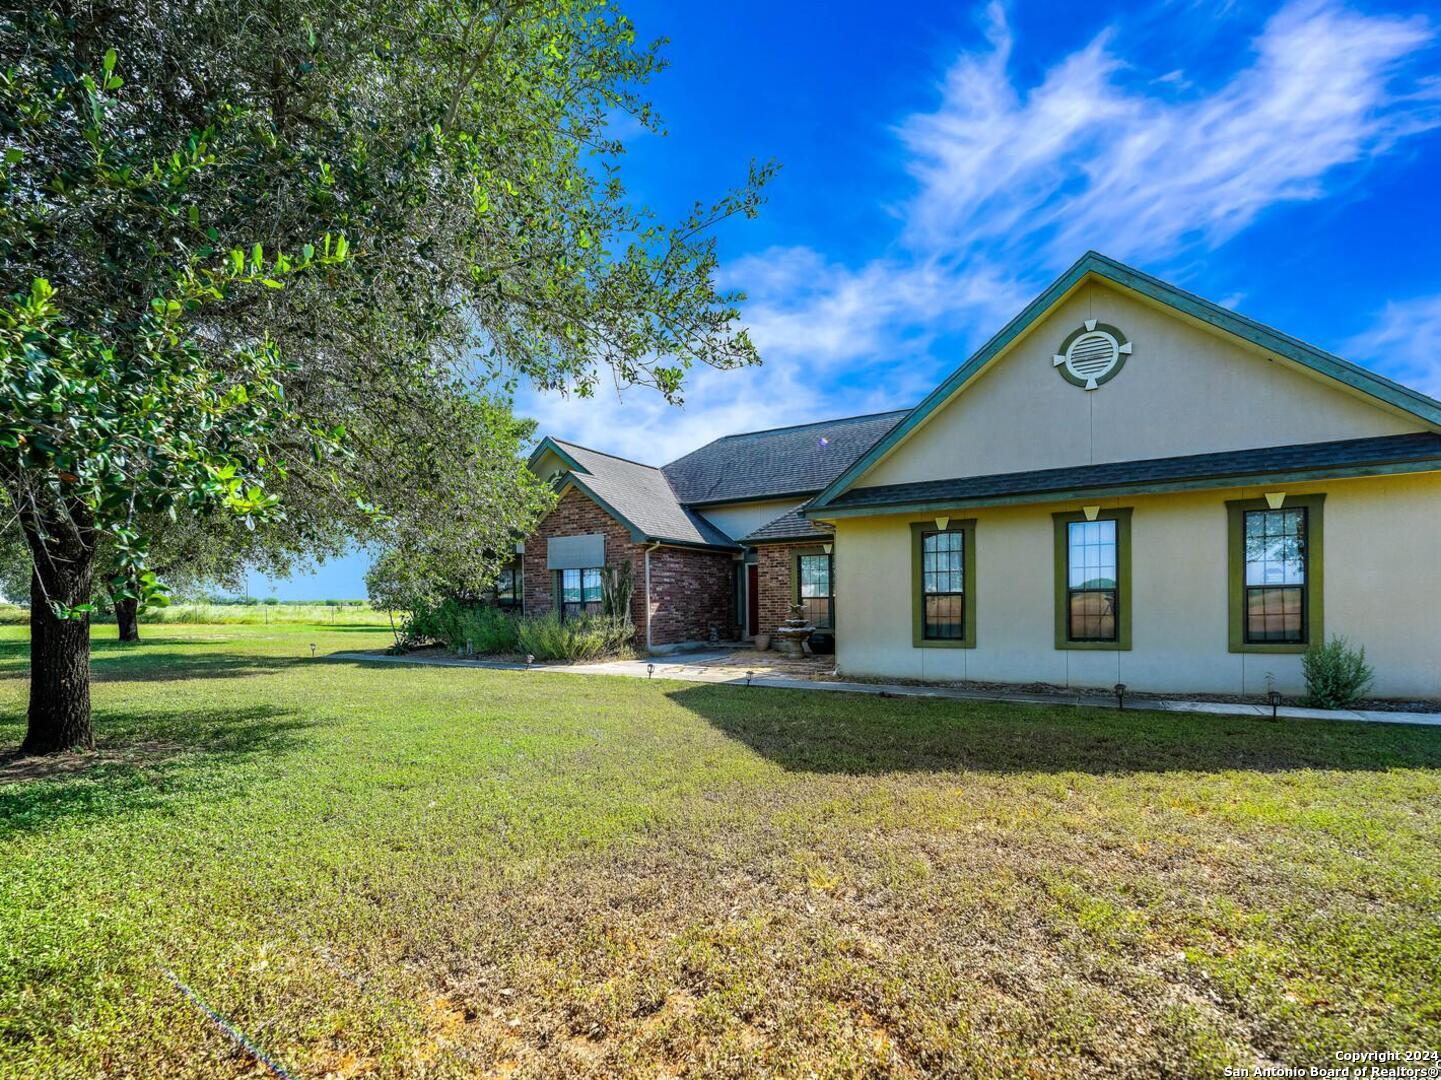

2,622,1439,1078
0,601,393,627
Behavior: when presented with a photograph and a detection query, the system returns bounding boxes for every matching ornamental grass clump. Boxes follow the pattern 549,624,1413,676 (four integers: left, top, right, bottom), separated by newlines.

1302,635,1375,709
515,612,634,662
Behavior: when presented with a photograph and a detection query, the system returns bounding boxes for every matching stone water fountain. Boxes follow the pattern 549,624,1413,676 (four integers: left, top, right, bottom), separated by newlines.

772,602,816,658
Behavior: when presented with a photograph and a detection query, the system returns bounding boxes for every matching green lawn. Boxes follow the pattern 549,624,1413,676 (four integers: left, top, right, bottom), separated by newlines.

2,623,1439,1078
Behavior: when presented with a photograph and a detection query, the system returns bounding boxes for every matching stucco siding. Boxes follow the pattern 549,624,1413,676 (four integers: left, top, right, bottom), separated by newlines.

834,471,1441,698
861,281,1422,488
697,499,807,543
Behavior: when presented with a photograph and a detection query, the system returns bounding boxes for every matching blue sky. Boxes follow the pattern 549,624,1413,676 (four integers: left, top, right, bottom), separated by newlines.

252,0,1441,600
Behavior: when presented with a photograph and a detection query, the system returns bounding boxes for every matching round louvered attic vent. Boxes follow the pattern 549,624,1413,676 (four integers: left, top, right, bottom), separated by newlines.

1053,321,1132,390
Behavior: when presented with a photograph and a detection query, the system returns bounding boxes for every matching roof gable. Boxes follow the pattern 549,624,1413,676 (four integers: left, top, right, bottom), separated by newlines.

541,441,737,550
528,436,590,478
810,252,1441,510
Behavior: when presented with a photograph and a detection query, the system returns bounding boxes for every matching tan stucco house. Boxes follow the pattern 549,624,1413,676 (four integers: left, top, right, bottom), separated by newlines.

518,252,1441,699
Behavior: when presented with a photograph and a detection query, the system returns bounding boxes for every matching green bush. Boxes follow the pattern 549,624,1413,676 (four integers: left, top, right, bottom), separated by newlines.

404,599,519,655
1302,636,1375,709
398,600,633,661
515,611,633,662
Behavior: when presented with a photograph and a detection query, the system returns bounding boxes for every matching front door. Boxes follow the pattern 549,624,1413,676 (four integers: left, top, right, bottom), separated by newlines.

746,564,759,637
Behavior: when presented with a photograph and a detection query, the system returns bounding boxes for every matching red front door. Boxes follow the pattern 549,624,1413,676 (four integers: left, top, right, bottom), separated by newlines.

746,564,759,637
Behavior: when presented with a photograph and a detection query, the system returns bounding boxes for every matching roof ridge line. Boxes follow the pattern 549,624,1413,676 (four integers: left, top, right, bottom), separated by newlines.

664,408,913,460
549,438,661,471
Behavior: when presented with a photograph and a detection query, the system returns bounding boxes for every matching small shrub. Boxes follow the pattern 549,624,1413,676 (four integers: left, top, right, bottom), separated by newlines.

1302,636,1375,709
463,605,521,654
515,611,633,662
403,598,519,654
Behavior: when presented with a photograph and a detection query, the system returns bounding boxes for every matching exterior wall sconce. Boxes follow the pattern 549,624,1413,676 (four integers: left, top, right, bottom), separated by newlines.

934,515,950,531
1264,491,1286,509
1083,505,1102,521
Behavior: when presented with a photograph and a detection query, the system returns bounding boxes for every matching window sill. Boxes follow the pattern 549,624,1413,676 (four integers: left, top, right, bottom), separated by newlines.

1229,642,1309,654
1055,640,1131,651
913,637,974,649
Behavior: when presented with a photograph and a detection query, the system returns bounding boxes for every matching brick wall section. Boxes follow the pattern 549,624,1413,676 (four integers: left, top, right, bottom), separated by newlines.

647,546,738,645
522,487,646,635
754,541,822,636
521,485,738,648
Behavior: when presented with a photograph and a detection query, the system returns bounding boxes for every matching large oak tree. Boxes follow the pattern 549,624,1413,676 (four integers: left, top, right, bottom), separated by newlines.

0,0,770,753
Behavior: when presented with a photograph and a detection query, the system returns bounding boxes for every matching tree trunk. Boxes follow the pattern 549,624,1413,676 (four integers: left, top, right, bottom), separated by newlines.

114,593,140,642
15,503,97,755
22,566,95,754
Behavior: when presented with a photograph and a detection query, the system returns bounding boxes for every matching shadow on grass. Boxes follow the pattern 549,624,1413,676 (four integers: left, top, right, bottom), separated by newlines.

0,640,337,682
0,703,312,835
667,683,1441,776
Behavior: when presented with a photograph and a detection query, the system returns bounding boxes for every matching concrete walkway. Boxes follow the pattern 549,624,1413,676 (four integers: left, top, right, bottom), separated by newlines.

329,650,1441,728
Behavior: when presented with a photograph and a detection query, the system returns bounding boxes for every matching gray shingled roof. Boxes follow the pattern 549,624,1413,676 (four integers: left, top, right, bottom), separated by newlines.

550,440,739,549
661,410,909,504
823,433,1441,512
741,503,834,544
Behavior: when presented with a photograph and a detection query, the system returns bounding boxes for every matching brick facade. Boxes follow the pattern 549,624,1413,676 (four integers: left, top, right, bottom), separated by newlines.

522,486,738,648
753,540,832,638
523,487,646,632
647,546,738,645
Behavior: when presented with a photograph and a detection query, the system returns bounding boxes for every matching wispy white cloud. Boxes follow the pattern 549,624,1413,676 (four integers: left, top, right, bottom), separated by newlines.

900,0,1439,268
1344,294,1441,398
517,248,1023,464
518,0,1440,465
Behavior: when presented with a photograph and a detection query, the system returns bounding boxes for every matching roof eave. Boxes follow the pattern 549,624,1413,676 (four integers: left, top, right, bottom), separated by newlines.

680,487,822,509
743,531,834,545
805,455,1441,520
646,537,744,553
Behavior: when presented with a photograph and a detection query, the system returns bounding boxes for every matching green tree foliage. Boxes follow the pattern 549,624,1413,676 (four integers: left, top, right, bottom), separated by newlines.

364,396,552,616
0,1,771,752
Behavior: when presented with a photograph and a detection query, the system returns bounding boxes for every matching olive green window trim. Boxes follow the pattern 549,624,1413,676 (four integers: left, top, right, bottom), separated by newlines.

910,520,977,649
1052,509,1132,651
791,545,834,630
1227,494,1324,654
